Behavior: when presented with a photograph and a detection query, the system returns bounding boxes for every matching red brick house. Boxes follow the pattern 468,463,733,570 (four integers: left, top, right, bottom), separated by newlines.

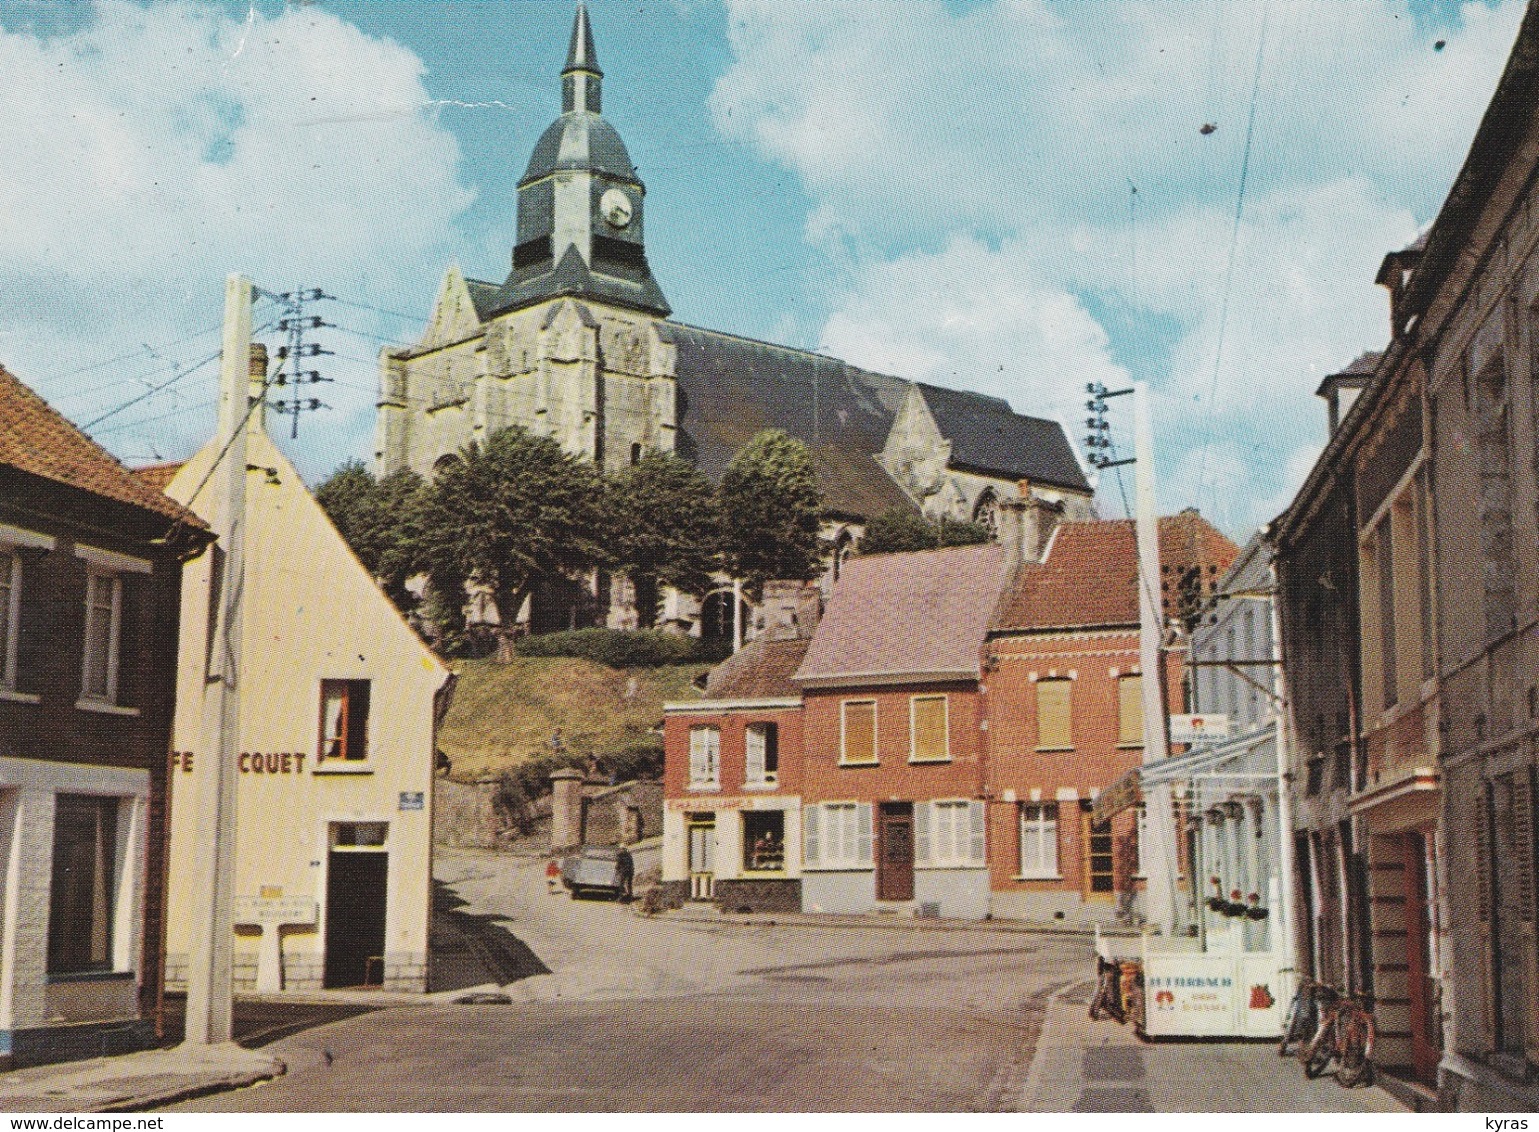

661,625,811,912
984,513,1236,924
0,364,212,1067
792,541,1011,918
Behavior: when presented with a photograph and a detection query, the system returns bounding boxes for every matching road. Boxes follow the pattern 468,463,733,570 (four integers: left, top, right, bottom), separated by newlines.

169,849,1085,1111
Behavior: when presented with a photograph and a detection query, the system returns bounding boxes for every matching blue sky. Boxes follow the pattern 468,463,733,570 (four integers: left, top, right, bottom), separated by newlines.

0,0,1524,536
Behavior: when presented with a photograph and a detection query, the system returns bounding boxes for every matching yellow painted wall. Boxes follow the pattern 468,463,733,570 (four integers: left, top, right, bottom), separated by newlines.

162,427,449,992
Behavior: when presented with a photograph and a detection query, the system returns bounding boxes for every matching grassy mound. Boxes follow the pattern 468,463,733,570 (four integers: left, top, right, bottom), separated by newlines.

437,656,709,781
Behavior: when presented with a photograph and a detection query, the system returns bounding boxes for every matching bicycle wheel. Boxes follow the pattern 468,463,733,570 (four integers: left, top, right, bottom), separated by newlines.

1335,1012,1375,1088
1303,1026,1335,1079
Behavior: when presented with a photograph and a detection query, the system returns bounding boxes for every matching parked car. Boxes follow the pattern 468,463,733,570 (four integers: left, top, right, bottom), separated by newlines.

560,844,631,899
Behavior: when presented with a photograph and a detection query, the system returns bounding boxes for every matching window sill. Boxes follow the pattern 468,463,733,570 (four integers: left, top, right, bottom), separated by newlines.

837,760,879,768
917,862,986,870
1035,746,1074,753
1116,742,1144,750
1013,873,1065,882
802,864,872,873
47,969,134,984
76,698,139,717
686,783,721,793
908,756,952,765
740,869,787,878
741,780,779,792
313,763,374,776
0,688,40,704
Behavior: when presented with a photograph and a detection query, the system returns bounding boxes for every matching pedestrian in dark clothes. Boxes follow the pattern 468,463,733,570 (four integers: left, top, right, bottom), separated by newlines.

616,845,635,901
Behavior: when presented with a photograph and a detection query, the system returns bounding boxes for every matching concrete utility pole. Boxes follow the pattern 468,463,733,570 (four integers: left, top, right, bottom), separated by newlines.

1132,381,1181,935
183,273,252,1046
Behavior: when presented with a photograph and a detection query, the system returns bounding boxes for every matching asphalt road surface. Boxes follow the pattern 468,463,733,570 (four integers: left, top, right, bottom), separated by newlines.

168,850,1086,1111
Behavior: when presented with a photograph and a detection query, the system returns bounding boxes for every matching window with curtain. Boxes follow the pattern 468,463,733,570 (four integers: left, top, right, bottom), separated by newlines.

80,570,121,702
48,794,120,975
1019,802,1059,877
1036,679,1071,749
319,680,371,761
0,552,18,690
688,726,720,788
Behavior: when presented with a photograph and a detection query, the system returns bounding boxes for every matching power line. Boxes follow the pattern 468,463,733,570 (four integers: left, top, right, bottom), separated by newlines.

1193,1,1271,511
81,349,222,430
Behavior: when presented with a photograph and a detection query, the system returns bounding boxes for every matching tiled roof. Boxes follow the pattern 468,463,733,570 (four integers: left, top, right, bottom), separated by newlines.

995,512,1238,632
1339,351,1382,377
131,462,185,494
0,364,205,527
917,382,1090,492
794,542,1006,685
704,637,812,700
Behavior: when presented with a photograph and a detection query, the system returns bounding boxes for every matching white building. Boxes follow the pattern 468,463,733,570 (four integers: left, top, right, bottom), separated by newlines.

150,351,452,994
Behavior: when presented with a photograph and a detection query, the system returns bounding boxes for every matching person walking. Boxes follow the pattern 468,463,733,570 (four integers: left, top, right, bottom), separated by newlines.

616,845,635,901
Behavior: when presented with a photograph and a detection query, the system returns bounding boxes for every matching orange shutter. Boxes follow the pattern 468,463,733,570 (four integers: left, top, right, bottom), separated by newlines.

842,701,876,764
1036,680,1071,749
1118,675,1144,746
911,696,948,761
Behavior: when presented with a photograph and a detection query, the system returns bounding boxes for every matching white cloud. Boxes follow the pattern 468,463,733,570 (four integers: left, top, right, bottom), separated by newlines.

714,0,1526,532
0,1,471,476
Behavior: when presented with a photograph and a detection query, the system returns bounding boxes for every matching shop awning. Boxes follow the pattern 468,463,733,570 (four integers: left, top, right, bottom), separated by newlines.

1093,727,1277,824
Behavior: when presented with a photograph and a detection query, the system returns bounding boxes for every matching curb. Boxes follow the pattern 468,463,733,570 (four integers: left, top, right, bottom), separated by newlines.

647,908,1119,938
97,1059,286,1114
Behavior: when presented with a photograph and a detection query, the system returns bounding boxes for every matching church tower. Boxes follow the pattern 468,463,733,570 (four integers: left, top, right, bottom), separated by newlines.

499,3,670,317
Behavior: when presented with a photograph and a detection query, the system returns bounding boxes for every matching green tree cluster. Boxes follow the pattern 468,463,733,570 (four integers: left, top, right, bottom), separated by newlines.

858,506,993,555
314,427,827,653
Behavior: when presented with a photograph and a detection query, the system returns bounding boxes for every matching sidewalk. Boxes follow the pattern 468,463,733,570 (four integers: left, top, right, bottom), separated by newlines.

654,902,1116,938
0,1043,282,1114
1018,986,1408,1113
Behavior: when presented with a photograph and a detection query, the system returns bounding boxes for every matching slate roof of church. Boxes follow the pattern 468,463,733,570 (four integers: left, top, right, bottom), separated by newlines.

794,542,1007,686
662,323,917,520
661,323,1088,520
918,382,1090,492
0,363,205,527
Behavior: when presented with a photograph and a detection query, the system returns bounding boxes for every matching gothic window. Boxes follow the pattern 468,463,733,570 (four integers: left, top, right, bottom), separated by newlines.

972,489,1000,536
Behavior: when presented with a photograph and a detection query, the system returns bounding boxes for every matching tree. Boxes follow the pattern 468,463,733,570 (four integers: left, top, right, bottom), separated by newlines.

607,452,721,626
858,506,937,555
858,506,993,556
419,427,610,652
718,429,823,599
314,460,428,612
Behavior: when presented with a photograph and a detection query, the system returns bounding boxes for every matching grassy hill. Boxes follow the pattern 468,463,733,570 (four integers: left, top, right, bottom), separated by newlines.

438,657,710,781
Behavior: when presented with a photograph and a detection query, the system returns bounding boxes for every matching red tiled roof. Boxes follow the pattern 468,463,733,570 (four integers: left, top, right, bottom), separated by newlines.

704,637,812,700
131,462,185,494
0,364,204,526
794,542,1006,686
996,512,1238,632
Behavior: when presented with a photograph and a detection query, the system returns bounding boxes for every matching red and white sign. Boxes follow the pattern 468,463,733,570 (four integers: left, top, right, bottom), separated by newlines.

1170,714,1231,745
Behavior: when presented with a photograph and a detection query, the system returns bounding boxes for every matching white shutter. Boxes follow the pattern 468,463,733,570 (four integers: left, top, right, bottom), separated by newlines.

689,729,706,785
969,801,987,866
914,802,932,867
804,805,821,868
745,726,765,785
857,803,874,866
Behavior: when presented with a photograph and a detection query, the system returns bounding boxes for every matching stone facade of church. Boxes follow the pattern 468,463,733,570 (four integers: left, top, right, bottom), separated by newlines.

376,4,1093,635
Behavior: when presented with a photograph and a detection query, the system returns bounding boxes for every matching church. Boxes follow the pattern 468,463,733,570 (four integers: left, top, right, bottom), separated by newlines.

375,4,1093,636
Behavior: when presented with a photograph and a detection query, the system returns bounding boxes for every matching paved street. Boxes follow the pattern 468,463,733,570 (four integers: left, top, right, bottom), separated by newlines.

163,850,1404,1112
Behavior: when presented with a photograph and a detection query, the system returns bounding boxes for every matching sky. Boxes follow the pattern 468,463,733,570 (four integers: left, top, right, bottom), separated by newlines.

0,0,1526,537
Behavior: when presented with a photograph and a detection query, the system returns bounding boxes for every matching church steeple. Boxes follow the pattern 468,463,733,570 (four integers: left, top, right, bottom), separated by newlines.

497,1,671,318
562,3,602,115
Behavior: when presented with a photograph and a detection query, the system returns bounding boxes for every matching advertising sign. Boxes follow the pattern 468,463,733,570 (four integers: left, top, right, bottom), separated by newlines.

1170,714,1231,745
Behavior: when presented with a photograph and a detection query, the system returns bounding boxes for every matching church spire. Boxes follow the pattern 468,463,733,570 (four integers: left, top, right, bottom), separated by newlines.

562,3,602,115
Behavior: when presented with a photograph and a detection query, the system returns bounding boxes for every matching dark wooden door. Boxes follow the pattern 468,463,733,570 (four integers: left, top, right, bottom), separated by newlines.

325,851,389,988
877,803,915,902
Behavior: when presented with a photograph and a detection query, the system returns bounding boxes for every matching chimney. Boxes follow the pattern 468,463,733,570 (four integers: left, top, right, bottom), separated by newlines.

1000,482,1061,573
247,342,268,436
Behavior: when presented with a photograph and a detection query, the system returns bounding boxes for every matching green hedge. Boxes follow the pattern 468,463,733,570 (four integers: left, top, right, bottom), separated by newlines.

514,627,727,667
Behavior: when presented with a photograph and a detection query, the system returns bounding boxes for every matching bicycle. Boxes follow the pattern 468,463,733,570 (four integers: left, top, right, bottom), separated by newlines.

1301,986,1377,1088
1278,977,1319,1059
1088,953,1126,1024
